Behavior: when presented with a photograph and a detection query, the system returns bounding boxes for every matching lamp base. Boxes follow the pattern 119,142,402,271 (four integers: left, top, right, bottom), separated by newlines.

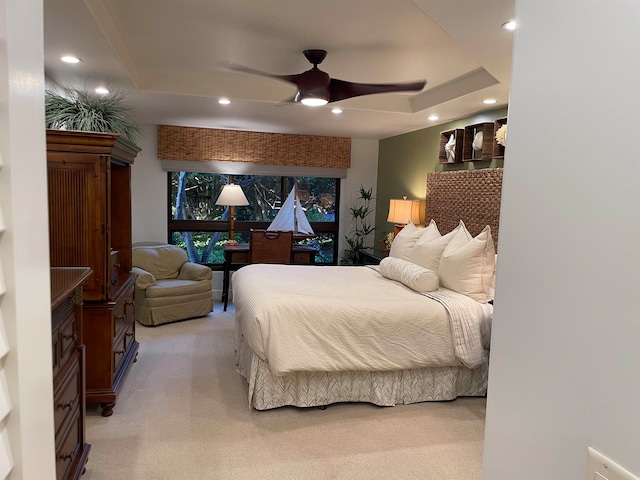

226,239,239,246
393,224,405,237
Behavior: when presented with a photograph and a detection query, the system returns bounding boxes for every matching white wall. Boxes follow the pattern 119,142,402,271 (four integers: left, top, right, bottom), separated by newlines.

130,130,379,297
0,0,57,478
131,124,168,243
338,138,379,259
482,1,640,479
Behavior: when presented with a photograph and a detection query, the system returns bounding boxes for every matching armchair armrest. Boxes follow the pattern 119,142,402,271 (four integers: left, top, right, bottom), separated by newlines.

177,262,212,281
132,266,156,289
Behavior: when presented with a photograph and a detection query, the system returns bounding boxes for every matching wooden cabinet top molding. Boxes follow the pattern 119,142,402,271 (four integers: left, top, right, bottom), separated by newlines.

46,130,140,164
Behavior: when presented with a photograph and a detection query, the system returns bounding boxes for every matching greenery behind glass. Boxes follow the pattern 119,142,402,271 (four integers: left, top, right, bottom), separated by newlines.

170,173,337,263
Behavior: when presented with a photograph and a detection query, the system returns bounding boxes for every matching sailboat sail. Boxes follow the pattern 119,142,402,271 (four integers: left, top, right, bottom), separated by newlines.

267,185,314,235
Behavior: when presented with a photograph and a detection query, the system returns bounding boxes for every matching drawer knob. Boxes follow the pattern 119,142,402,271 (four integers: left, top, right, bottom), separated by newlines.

125,332,134,338
114,349,125,355
63,332,78,342
116,315,126,322
126,298,134,306
57,399,74,410
59,452,74,462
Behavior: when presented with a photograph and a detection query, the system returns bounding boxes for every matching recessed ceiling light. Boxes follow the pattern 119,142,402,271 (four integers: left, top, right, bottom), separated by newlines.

218,97,231,105
95,87,109,95
61,56,81,64
428,114,439,121
331,107,342,114
502,20,517,31
483,98,497,105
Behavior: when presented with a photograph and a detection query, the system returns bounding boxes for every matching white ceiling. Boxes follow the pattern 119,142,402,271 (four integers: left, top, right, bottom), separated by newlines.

43,0,514,140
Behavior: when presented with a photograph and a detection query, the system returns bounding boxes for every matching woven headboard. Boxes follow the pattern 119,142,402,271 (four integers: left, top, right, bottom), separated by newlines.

425,168,503,248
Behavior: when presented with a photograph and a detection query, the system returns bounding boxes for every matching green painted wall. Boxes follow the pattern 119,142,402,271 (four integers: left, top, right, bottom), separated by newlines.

375,107,508,246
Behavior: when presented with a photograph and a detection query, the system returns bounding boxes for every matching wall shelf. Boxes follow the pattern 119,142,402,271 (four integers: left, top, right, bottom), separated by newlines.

438,128,464,164
463,122,495,162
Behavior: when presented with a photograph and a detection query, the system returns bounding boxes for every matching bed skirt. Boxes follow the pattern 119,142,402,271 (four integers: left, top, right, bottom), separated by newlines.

234,326,489,410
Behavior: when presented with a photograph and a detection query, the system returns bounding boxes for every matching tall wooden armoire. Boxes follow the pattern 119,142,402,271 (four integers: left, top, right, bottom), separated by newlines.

47,130,141,418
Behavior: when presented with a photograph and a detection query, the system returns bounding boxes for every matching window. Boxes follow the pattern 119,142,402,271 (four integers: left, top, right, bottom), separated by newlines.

168,173,339,265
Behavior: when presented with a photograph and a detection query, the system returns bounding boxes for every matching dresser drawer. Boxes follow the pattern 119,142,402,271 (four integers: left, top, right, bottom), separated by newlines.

53,353,81,441
292,251,314,264
55,409,81,480
113,287,135,338
52,296,77,378
59,314,78,368
232,252,248,263
113,320,135,375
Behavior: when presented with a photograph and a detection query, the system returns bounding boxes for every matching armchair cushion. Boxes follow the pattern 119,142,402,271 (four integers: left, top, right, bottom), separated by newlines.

132,244,188,280
145,279,212,298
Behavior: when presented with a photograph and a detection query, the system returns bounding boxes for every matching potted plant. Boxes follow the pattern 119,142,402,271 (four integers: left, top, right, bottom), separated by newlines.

340,185,375,265
44,87,140,143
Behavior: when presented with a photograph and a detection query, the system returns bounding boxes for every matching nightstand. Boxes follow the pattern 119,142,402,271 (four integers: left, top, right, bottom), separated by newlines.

357,248,389,265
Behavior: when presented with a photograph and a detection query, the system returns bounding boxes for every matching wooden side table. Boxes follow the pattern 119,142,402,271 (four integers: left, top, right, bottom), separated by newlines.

356,248,389,265
222,243,319,310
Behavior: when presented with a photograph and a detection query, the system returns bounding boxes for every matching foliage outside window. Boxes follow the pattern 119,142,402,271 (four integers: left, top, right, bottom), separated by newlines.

169,173,339,265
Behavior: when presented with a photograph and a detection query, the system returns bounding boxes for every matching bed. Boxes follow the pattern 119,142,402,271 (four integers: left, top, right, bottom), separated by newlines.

233,168,503,410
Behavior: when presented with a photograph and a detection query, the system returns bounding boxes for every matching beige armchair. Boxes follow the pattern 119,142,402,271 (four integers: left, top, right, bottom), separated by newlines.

132,244,213,326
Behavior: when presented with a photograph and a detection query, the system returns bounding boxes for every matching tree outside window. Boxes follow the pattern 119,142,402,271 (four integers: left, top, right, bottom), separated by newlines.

169,173,339,264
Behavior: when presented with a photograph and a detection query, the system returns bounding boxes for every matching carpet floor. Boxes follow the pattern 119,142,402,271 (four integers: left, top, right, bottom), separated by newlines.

82,304,486,480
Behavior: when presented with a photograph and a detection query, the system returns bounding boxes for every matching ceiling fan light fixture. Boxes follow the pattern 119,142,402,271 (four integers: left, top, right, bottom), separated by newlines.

300,97,328,107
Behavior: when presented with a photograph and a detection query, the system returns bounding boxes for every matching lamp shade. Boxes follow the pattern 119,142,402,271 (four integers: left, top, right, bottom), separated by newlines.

387,197,420,225
215,184,249,206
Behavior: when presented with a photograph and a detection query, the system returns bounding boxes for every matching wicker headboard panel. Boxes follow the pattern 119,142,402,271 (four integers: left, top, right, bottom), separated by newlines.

425,168,503,248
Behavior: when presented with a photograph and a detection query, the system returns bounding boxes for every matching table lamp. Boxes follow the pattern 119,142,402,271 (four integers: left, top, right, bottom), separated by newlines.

387,196,420,236
215,183,249,245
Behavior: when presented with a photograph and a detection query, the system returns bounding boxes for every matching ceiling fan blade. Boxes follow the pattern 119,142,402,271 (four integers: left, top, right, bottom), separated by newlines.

328,78,426,103
218,61,301,85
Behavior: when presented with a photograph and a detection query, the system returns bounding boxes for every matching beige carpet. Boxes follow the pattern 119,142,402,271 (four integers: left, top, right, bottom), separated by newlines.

83,304,486,480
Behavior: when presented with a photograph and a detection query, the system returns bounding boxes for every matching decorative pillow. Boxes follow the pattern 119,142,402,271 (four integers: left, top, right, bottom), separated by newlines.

409,220,471,273
439,225,496,303
488,254,497,300
379,257,439,293
388,221,424,261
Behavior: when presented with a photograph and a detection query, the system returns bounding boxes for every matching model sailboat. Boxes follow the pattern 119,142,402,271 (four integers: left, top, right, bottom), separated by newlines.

267,185,315,236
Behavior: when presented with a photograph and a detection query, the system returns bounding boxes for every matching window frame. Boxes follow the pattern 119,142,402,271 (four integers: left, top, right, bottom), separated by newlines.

167,173,340,267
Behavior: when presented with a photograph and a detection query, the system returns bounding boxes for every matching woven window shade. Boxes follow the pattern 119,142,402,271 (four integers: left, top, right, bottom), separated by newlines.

157,125,351,169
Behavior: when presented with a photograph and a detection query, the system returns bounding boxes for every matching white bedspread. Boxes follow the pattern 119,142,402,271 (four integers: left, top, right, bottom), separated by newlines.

233,264,490,376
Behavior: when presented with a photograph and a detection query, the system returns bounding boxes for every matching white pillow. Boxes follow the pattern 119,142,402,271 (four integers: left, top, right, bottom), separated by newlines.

388,221,423,261
439,225,496,303
409,220,470,273
488,254,497,300
379,257,439,293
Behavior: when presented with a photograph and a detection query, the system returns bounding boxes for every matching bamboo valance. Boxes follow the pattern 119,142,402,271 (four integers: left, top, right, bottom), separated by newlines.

157,125,351,168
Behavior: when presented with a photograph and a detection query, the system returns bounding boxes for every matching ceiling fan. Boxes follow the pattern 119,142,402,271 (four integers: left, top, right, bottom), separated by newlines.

221,49,427,106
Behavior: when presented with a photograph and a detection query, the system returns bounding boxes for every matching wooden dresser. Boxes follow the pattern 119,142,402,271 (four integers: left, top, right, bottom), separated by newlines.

47,130,141,417
51,267,92,480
